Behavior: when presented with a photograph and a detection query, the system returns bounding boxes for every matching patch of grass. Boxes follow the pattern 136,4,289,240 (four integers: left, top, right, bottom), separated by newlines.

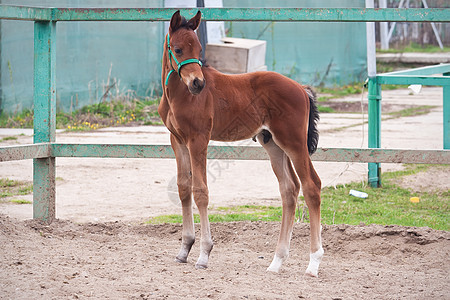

0,97,163,130
381,84,409,90
320,164,449,230
61,97,163,131
0,109,33,128
147,205,284,224
320,183,448,231
317,105,334,113
376,60,438,75
377,42,450,54
0,136,18,142
0,178,33,198
9,199,32,205
147,165,449,230
326,105,436,133
387,105,435,118
316,83,364,102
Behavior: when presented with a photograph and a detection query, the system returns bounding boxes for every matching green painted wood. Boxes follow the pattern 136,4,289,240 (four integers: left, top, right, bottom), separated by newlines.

377,75,450,86
379,65,450,149
1,143,447,164
314,148,450,164
444,73,449,149
381,63,450,76
33,157,55,223
0,144,50,161
49,143,450,164
51,144,267,160
51,8,450,22
0,5,51,21
33,21,56,224
1,6,449,22
368,78,382,187
52,143,176,159
34,22,56,145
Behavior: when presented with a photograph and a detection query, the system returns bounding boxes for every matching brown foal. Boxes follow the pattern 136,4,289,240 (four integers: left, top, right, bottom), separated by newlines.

158,11,324,277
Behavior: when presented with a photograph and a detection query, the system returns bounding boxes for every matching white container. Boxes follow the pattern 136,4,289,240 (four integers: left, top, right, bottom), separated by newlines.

206,37,267,74
349,189,368,199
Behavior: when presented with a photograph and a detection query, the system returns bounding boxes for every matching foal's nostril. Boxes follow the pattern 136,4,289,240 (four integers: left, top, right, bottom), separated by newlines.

190,78,205,94
193,78,200,89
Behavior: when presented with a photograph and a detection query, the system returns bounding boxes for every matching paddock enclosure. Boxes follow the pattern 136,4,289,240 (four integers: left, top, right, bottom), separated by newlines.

0,5,449,223
0,4,449,299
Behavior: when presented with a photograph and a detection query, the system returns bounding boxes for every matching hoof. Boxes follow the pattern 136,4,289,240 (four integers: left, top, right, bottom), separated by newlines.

305,268,319,278
175,256,187,263
266,255,283,273
266,266,280,273
195,263,208,270
305,247,324,278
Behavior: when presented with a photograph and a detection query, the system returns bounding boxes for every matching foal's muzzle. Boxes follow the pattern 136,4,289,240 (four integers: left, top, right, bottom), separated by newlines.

189,77,205,95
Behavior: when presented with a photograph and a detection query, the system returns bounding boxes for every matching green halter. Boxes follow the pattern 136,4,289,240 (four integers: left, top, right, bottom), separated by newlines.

165,33,203,85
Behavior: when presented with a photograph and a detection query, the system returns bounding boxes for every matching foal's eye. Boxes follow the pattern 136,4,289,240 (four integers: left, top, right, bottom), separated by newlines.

174,48,182,55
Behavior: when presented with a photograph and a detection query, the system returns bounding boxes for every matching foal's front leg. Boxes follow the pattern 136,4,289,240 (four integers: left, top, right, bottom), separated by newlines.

188,138,213,269
171,134,195,263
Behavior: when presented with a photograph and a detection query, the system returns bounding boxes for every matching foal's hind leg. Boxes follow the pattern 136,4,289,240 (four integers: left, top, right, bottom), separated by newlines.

280,138,323,277
256,133,300,273
171,134,195,263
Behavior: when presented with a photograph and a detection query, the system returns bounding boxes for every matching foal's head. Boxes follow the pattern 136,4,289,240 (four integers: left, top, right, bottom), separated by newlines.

167,11,205,95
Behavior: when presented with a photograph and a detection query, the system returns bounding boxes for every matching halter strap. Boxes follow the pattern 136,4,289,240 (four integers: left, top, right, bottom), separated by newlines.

165,33,203,85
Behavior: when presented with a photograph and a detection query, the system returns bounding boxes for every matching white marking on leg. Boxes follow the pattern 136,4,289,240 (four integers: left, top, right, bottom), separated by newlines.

195,239,213,269
267,255,284,273
305,247,324,277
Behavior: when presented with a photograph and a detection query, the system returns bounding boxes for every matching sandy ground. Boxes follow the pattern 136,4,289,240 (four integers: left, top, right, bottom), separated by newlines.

1,215,449,299
0,87,449,299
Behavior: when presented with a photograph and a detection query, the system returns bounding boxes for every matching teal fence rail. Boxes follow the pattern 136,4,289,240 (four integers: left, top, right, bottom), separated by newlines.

367,64,450,187
0,5,449,223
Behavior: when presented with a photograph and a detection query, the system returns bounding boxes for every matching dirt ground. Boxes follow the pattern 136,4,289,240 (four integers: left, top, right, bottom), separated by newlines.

1,214,449,299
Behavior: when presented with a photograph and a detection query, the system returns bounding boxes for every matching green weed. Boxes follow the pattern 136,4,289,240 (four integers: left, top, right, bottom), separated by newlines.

10,199,32,205
320,181,448,230
0,136,18,142
146,165,449,230
0,97,162,131
387,105,435,118
317,105,335,113
0,178,33,198
316,83,365,102
377,42,450,54
147,205,284,224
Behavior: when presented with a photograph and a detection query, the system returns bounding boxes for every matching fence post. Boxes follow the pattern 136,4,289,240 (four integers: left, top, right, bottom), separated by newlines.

368,77,381,187
33,21,56,223
444,72,449,149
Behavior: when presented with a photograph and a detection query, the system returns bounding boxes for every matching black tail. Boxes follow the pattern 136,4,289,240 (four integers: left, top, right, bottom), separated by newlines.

304,86,320,155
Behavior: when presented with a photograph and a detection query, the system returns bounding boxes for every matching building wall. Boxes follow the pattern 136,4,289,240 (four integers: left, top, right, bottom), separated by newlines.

223,0,367,87
0,0,164,113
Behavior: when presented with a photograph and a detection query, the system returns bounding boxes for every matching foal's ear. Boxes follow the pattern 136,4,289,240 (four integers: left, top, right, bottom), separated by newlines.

187,10,202,31
170,10,182,32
